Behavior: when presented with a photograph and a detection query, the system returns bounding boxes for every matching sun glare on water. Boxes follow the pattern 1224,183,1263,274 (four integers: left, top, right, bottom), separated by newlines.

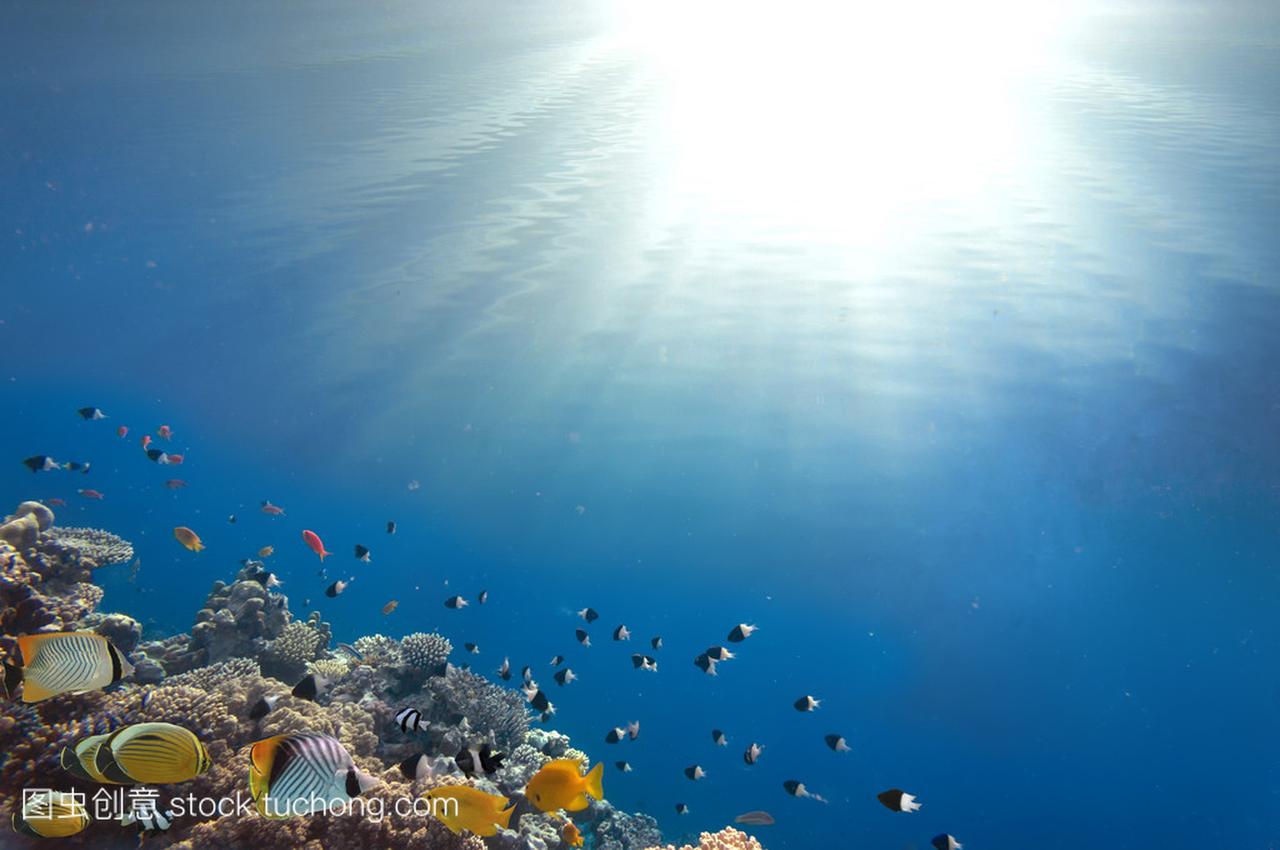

613,0,1075,250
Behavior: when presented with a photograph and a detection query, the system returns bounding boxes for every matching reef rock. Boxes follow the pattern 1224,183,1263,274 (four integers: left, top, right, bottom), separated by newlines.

644,828,763,850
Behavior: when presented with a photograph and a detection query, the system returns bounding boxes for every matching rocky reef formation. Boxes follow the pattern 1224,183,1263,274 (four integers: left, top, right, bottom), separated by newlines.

644,828,764,850
0,500,685,850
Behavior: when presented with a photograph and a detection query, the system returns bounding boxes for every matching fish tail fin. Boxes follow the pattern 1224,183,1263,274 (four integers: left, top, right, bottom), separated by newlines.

496,803,516,830
194,541,205,552
584,761,604,802
2,662,21,699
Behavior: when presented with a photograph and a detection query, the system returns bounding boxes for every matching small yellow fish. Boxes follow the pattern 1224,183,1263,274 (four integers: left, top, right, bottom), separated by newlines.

525,758,605,812
561,818,584,847
423,785,514,837
96,722,212,784
382,600,399,615
11,790,90,838
258,545,274,558
174,526,205,552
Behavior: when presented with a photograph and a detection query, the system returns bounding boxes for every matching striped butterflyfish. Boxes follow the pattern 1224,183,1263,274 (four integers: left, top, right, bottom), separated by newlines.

59,733,127,784
94,722,211,784
249,732,379,818
11,790,90,838
2,631,134,703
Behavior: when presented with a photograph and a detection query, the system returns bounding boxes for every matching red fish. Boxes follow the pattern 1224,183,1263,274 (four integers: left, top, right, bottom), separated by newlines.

260,501,285,516
117,425,129,438
47,498,67,507
167,453,185,465
164,479,188,490
158,425,173,440
140,434,152,450
302,529,331,561
78,489,104,500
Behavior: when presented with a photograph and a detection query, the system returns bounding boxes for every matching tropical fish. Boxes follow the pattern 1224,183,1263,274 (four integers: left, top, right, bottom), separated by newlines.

381,599,398,615
521,666,534,686
727,623,757,642
612,624,630,641
2,631,134,702
11,790,90,838
525,758,605,812
454,743,504,777
577,607,598,623
121,806,174,832
248,732,378,818
173,526,204,552
248,695,279,721
477,590,488,604
575,629,590,646
228,514,237,524
444,595,468,609
261,500,286,516
117,425,129,438
354,544,371,562
627,721,640,741
422,785,514,837
165,479,188,490
614,761,632,772
630,654,657,671
743,742,764,765
933,835,963,850
650,636,662,650
386,520,396,534
876,788,921,812
561,819,584,847
554,668,576,686
793,695,820,712
325,579,347,597
464,642,480,654
145,448,171,464
734,811,775,826
140,434,152,450
712,729,727,746
167,453,185,464
22,455,60,472
693,653,718,676
78,488,104,500
549,655,565,667
786,780,829,803
497,657,511,680
302,529,331,560
684,765,705,780
92,722,211,784
291,674,330,702
706,646,735,661
398,752,437,781
824,734,850,752
157,425,173,440
395,707,426,733
258,546,274,558
78,406,107,420
47,497,67,506
524,685,554,715
243,564,282,588
605,727,626,744
63,460,91,473
59,733,126,784
675,803,689,815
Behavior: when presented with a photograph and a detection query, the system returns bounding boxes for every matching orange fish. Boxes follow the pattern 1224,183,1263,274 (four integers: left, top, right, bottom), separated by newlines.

261,501,285,516
561,820,584,848
173,526,204,552
140,435,151,450
164,479,188,490
301,529,331,561
167,453,184,465
116,426,128,438
258,546,274,558
381,600,398,616
157,425,172,440
77,489,104,500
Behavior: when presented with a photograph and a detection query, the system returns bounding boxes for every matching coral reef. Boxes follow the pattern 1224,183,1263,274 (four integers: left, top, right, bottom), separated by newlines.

43,525,134,568
260,618,328,682
644,828,764,850
595,806,665,850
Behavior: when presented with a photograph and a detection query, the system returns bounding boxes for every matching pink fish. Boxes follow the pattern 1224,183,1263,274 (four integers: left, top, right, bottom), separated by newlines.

164,479,188,490
140,434,151,450
302,529,331,561
117,425,129,438
78,489,104,500
47,497,67,507
260,501,285,516
157,425,173,440
167,453,184,465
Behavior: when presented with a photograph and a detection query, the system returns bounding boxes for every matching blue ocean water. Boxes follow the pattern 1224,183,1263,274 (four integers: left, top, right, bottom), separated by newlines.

2,1,1279,848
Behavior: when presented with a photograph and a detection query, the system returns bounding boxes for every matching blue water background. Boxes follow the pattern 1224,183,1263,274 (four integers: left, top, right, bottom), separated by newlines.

2,1,1279,848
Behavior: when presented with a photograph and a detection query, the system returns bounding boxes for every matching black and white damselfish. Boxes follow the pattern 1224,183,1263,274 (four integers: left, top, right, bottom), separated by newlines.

876,788,922,813
454,744,504,777
395,707,426,733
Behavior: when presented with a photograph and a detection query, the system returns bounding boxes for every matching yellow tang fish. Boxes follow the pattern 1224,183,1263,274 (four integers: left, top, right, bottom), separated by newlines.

2,631,134,703
174,526,205,552
60,733,127,784
95,722,212,784
423,785,514,837
525,758,605,813
11,790,90,838
258,545,274,558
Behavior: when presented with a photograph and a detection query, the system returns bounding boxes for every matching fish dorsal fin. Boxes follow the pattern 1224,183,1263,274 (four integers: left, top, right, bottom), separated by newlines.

95,729,135,784
496,803,516,829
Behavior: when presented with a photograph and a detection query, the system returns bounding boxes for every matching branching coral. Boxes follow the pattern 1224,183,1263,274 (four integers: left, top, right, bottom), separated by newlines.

260,620,327,683
424,667,529,753
643,828,762,850
44,525,135,568
401,631,453,671
163,657,261,690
